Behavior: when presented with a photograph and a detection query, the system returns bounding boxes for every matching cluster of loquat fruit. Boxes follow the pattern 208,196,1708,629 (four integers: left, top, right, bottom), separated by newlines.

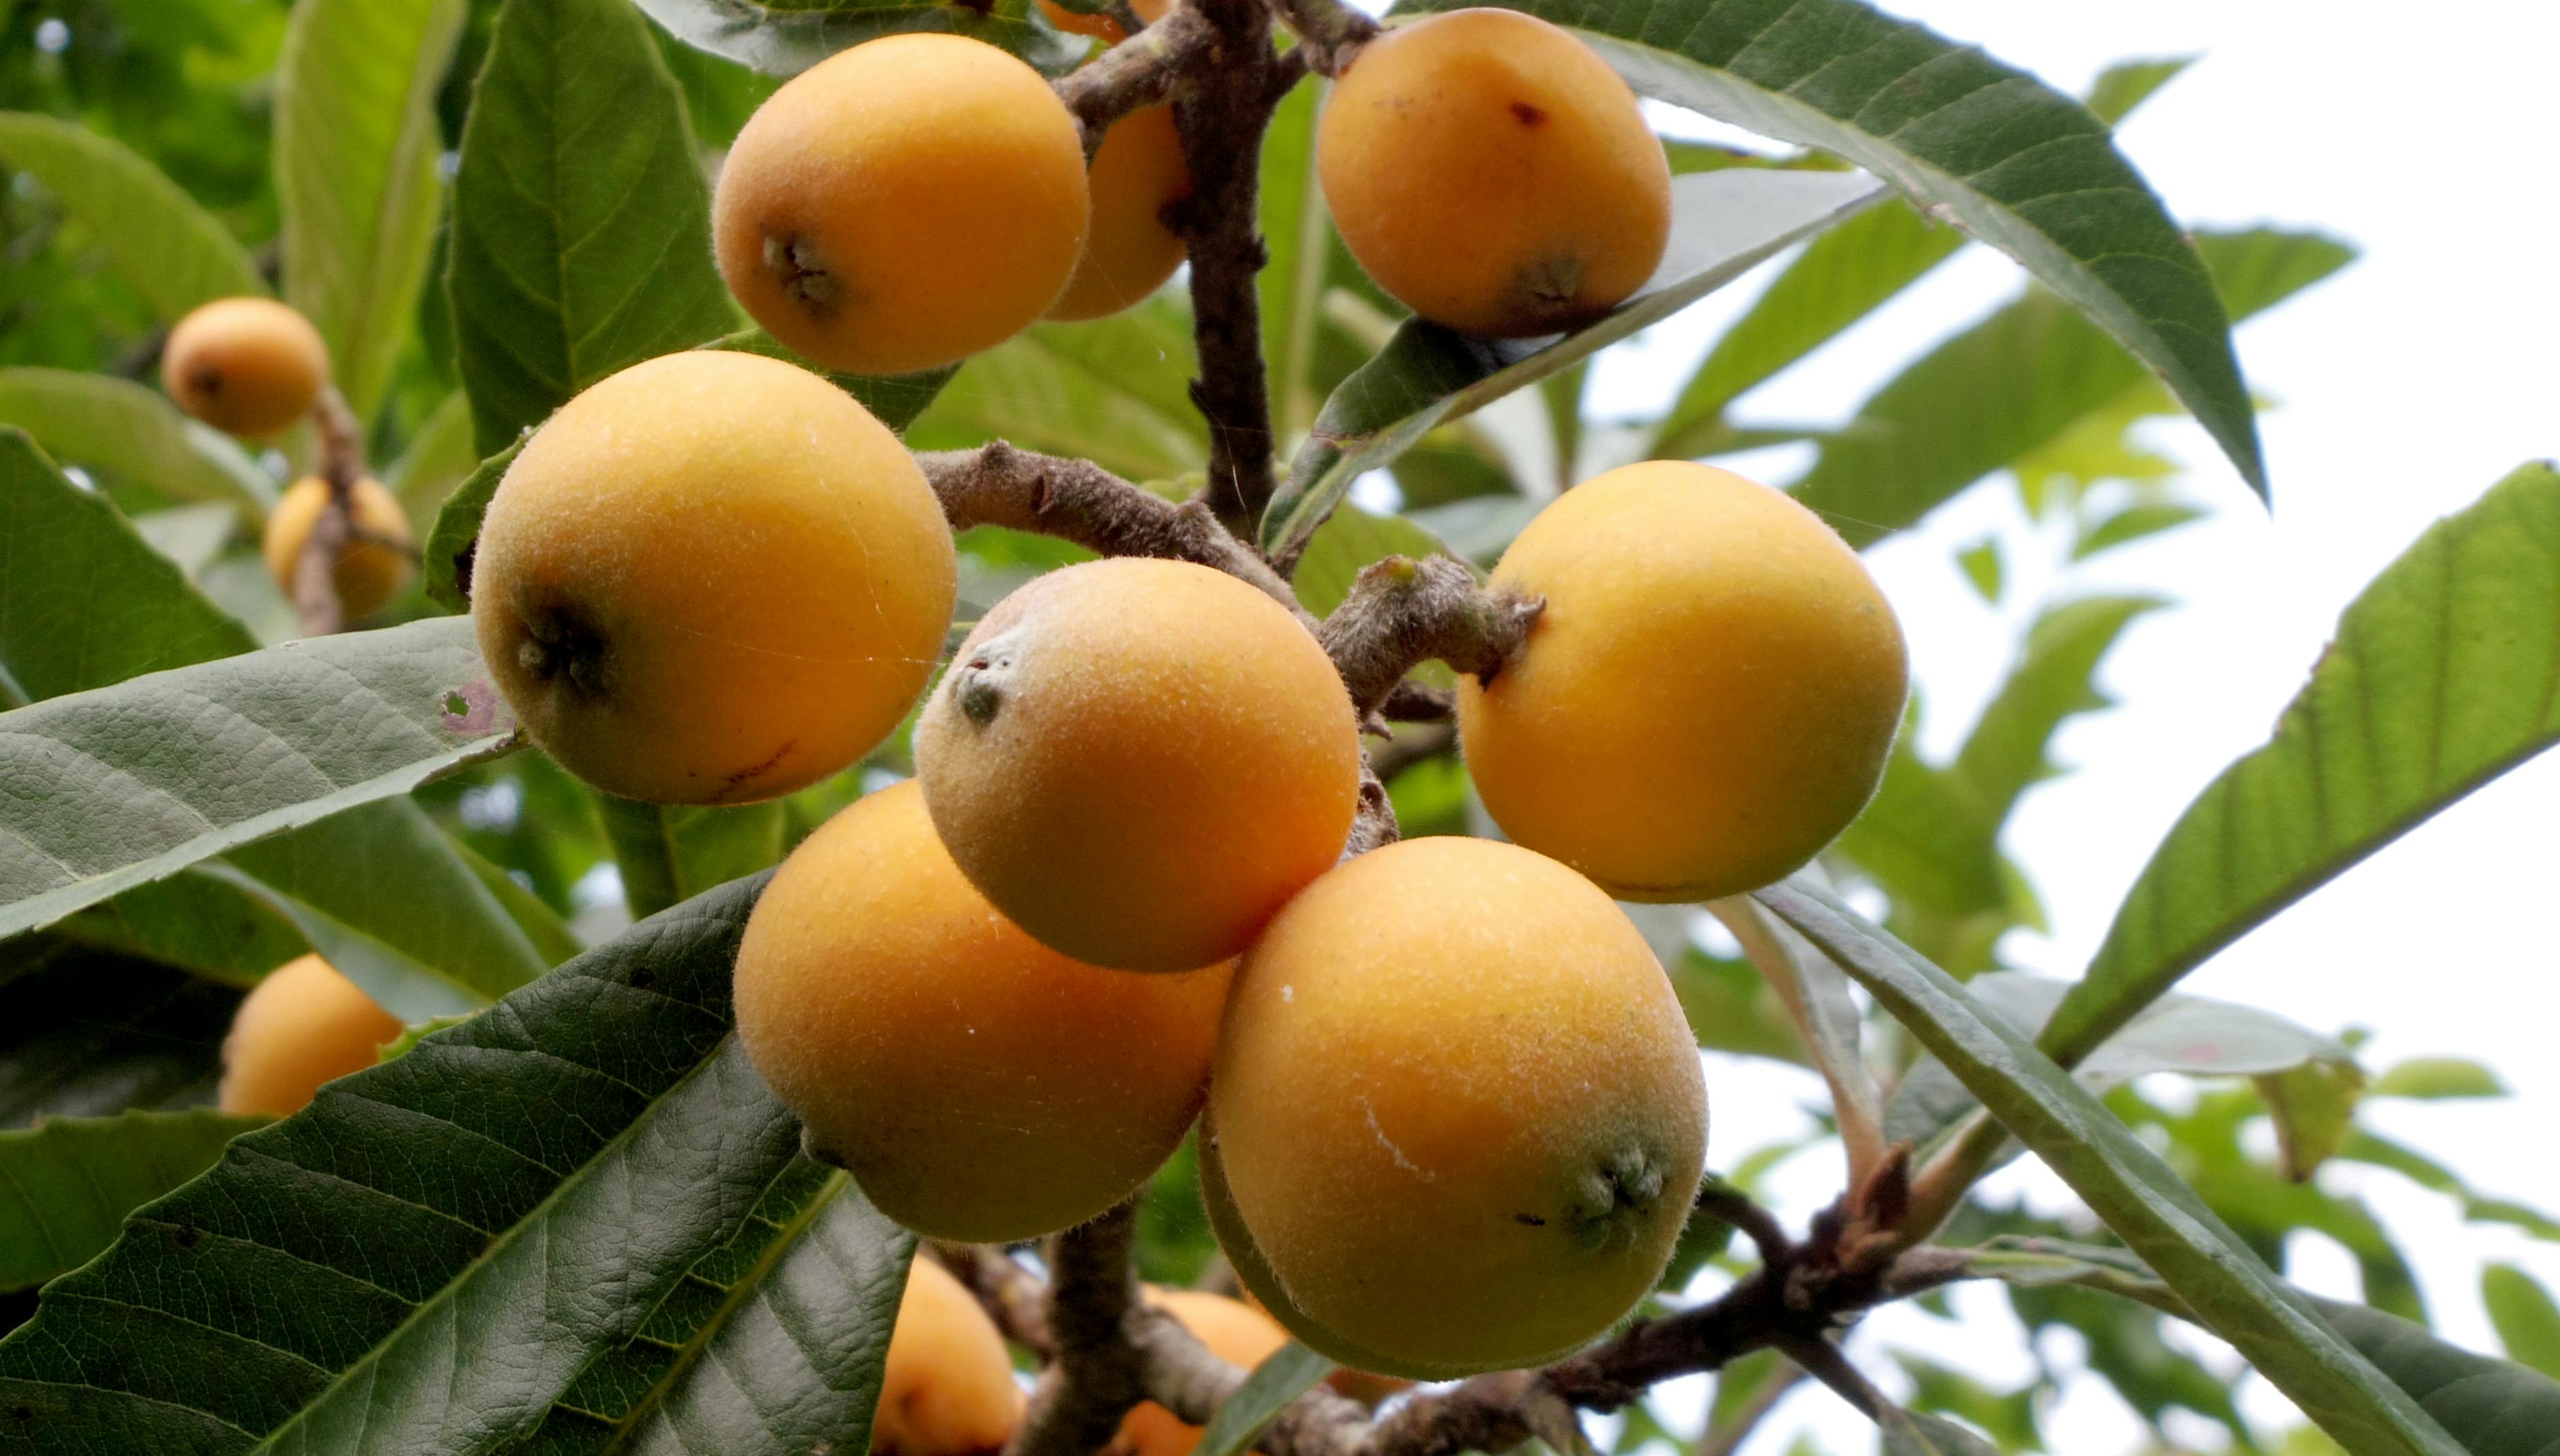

184,3,1914,1429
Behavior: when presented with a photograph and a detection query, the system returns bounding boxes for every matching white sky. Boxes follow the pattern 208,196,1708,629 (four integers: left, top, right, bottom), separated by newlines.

1565,2,2560,1450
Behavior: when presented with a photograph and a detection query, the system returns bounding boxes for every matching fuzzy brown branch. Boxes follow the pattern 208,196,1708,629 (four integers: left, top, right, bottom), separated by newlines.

1052,3,1223,152
919,442,1309,623
291,383,366,638
1318,556,1542,728
1266,0,1380,76
1366,719,1452,782
935,1243,1055,1358
1167,0,1286,538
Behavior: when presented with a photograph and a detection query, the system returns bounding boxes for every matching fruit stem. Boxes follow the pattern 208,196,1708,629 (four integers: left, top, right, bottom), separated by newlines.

1316,554,1544,729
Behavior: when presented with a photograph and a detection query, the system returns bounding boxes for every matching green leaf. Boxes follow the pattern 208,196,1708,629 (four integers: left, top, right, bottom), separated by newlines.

205,801,554,1018
0,1110,268,1293
0,874,910,1456
1667,947,1808,1065
454,838,585,967
1955,595,2163,818
276,0,468,419
0,617,516,944
2340,1132,2560,1246
1955,539,2001,603
1193,1344,1337,1456
2083,57,2195,127
599,795,788,920
1791,227,2350,547
447,0,742,455
632,0,1083,77
2073,500,2205,560
0,429,256,709
422,440,520,610
911,303,1208,487
1268,168,1881,561
2258,1057,2367,1183
0,945,238,1124
2307,1295,2560,1456
1413,0,2264,496
1261,80,1333,440
513,1157,915,1455
0,369,274,512
1290,506,1453,618
1654,203,1962,459
48,872,308,989
1879,1407,2000,1456
2484,1266,2560,1382
0,113,266,323
385,390,479,537
2372,1058,2508,1102
713,330,960,433
1757,881,2466,1456
2043,461,2560,1068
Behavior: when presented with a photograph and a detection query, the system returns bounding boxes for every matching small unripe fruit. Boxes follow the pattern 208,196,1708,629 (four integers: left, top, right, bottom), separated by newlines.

1048,104,1191,322
472,350,955,805
873,1255,1024,1456
914,558,1360,973
1109,1289,1288,1456
1458,461,1907,900
735,782,1232,1242
715,35,1089,375
261,475,416,620
217,954,403,1117
1318,10,1669,338
1212,836,1706,1378
1037,0,1169,43
161,298,330,436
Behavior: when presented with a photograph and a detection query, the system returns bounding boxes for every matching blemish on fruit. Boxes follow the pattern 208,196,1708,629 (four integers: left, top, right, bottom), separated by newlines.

1509,100,1547,126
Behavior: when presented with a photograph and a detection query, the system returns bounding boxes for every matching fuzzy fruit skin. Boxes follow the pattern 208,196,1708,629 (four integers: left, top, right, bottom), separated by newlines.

1318,10,1668,339
873,1255,1025,1456
1108,1289,1288,1456
1037,0,1169,43
1197,1112,1447,1383
714,35,1088,375
161,297,330,436
1458,461,1907,901
913,558,1359,973
261,475,415,620
1211,836,1706,1377
735,782,1232,1242
472,350,954,805
1048,104,1191,322
217,955,403,1117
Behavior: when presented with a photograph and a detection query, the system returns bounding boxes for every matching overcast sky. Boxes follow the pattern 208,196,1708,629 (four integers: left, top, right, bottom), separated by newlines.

1565,2,2560,1450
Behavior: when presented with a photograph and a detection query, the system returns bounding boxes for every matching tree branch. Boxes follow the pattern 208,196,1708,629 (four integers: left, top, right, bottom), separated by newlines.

919,442,1307,620
291,383,366,638
1317,556,1541,729
1167,0,1285,538
1053,5,1223,152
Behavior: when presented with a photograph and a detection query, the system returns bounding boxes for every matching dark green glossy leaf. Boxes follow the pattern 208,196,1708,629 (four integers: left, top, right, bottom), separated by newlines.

1757,881,2465,1456
448,0,741,455
47,873,308,990
0,113,266,324
513,1158,914,1455
2309,1296,2560,1456
1261,80,1333,440
0,618,515,943
2043,461,2560,1068
1268,168,1881,560
633,0,1081,78
0,1110,267,1293
1791,227,2349,547
386,391,480,536
276,0,468,418
0,874,907,1456
714,330,961,433
0,429,255,709
0,945,238,1126
1193,1344,1337,1456
1411,0,2262,496
599,795,788,920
